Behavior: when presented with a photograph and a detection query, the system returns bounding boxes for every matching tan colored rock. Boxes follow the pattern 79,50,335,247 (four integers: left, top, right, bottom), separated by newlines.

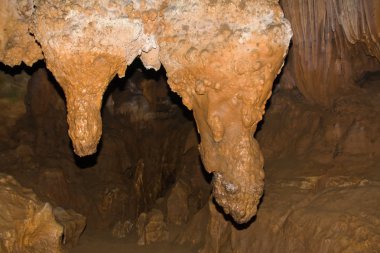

0,0,43,66
0,0,291,225
30,0,160,156
0,173,63,253
136,209,169,246
159,0,291,223
53,207,86,248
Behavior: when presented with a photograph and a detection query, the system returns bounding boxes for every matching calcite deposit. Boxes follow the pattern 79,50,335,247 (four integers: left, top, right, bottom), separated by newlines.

159,0,291,223
30,0,160,156
0,0,291,224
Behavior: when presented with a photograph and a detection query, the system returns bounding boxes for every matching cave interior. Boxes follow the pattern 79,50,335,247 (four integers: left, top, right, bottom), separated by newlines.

0,0,379,253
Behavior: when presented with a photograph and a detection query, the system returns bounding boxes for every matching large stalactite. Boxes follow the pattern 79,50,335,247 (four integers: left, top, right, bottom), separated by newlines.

158,0,291,223
0,0,291,224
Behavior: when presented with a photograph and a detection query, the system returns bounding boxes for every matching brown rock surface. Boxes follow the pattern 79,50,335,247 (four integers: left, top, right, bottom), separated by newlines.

176,204,209,247
53,207,86,249
159,0,291,223
195,86,380,253
25,68,68,157
280,0,380,105
0,0,43,66
30,0,160,156
137,209,169,246
167,180,190,225
0,173,63,253
1,0,292,224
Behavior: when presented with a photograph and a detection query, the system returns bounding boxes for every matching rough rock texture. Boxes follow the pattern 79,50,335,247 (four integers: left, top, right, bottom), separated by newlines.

2,63,205,234
0,0,291,224
188,85,380,253
0,0,43,66
137,209,169,246
30,0,160,156
0,173,63,253
159,0,291,223
280,0,380,105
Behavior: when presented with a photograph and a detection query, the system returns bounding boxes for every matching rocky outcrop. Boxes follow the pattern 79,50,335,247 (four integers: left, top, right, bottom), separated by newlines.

0,173,87,252
0,173,63,253
280,0,380,105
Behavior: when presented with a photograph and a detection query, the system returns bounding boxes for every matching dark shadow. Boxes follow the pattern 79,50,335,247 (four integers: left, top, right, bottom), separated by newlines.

45,69,66,103
72,139,103,169
356,70,380,88
199,156,213,184
102,57,194,121
0,60,46,76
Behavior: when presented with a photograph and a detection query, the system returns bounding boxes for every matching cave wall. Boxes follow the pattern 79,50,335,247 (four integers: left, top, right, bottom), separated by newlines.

0,0,379,252
280,0,380,105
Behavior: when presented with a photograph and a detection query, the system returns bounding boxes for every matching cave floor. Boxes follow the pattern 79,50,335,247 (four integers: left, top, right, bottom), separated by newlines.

69,230,196,253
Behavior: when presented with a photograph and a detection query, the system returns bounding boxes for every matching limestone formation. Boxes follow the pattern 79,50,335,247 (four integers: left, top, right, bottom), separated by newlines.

0,173,63,253
0,0,291,224
159,0,291,223
30,0,160,156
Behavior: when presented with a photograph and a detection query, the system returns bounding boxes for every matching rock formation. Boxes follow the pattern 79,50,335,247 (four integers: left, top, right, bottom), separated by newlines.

280,0,380,105
0,173,87,253
0,0,292,224
137,209,169,246
0,173,63,253
0,0,380,252
159,0,291,223
53,207,86,248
